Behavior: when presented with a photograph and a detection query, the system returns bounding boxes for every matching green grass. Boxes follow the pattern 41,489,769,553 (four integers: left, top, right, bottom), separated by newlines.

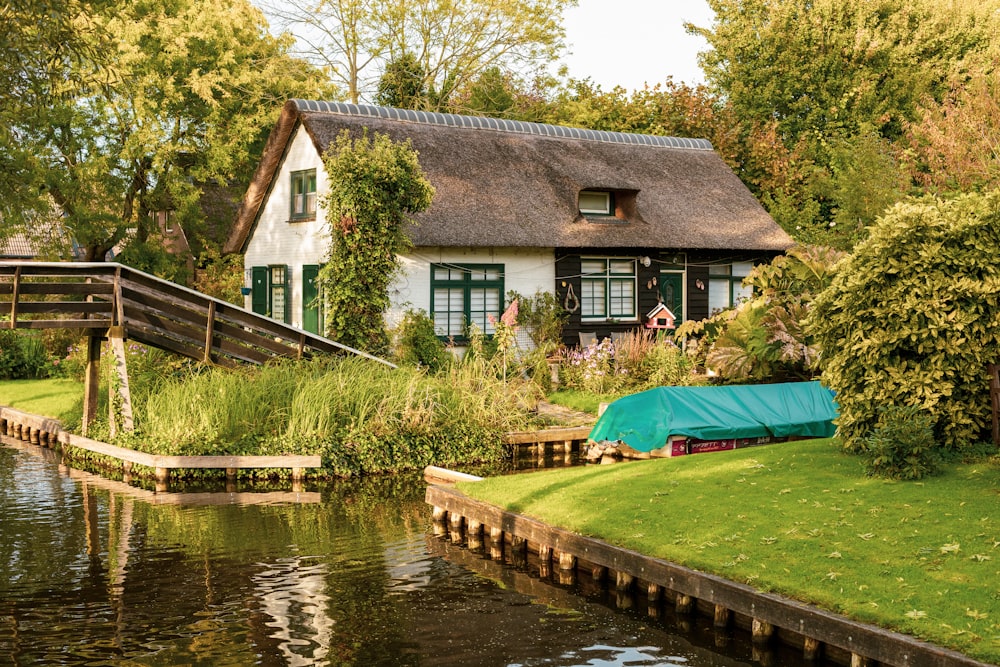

0,378,81,419
547,389,625,415
458,438,1000,663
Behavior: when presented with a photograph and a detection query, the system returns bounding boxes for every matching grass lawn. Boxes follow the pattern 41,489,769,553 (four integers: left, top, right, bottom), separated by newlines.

0,378,82,420
458,438,1000,664
546,389,625,415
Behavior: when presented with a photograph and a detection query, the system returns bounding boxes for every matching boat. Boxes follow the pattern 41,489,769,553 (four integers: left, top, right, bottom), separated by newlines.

586,381,838,459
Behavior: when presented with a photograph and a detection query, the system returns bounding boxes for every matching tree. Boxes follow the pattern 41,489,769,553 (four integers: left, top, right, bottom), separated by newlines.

0,0,109,237
808,190,1000,452
374,52,428,108
4,0,332,263
258,0,576,109
906,68,1000,194
690,0,1000,247
320,130,434,355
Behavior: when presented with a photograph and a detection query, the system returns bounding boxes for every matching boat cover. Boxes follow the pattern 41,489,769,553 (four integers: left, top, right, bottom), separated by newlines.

587,381,838,453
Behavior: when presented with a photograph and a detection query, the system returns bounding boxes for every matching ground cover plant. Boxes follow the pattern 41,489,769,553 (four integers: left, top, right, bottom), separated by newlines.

458,438,1000,663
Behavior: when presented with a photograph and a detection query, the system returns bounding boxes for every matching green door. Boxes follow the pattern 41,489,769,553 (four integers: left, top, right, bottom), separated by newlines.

302,265,321,334
251,266,268,315
659,272,684,324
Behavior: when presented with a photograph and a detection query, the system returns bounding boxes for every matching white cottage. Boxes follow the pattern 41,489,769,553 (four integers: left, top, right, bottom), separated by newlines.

225,100,793,345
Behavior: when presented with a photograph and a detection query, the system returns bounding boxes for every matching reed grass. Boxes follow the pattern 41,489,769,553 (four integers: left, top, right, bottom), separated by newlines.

131,356,542,474
459,438,1000,664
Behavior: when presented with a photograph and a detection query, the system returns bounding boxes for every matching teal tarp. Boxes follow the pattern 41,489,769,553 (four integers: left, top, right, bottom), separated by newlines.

587,381,838,453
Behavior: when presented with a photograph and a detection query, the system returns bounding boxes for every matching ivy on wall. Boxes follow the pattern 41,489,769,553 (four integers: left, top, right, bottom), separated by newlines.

319,129,435,356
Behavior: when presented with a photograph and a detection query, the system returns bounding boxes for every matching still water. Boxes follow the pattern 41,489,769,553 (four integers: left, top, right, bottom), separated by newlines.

0,442,812,666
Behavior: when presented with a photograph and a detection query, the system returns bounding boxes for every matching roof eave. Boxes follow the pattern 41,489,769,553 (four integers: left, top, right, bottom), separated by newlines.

223,101,304,255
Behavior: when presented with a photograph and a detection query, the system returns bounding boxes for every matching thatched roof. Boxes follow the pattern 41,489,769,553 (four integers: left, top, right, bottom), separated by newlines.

225,100,792,254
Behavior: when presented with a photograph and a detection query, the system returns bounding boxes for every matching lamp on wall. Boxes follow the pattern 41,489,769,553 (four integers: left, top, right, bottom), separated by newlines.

639,255,651,267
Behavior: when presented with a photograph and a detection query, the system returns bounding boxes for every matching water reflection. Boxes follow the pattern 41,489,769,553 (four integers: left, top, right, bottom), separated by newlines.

0,440,809,666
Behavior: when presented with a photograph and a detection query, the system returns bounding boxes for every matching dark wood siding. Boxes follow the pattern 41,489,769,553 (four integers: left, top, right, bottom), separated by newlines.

555,249,783,347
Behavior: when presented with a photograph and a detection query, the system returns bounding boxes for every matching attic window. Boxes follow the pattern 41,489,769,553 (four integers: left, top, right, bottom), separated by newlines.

290,169,317,221
579,190,613,216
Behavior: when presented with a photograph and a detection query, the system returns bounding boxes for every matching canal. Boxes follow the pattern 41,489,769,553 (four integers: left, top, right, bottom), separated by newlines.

0,441,815,666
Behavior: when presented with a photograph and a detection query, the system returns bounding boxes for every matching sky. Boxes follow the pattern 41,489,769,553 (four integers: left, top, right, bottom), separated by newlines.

558,0,715,91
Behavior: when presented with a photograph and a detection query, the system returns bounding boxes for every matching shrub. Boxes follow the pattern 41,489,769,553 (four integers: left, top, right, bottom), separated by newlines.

861,405,940,480
508,289,568,350
0,330,51,380
394,309,450,371
809,191,1000,451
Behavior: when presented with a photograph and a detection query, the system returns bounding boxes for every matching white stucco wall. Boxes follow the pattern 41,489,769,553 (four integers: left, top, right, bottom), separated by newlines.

242,126,557,333
243,125,327,329
387,246,555,329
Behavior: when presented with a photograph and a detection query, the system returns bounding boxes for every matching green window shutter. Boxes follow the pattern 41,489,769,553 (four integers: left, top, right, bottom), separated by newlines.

251,266,268,315
302,264,320,334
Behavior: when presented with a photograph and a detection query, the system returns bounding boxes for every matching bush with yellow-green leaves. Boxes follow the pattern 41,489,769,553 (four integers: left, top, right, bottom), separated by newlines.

809,190,1000,452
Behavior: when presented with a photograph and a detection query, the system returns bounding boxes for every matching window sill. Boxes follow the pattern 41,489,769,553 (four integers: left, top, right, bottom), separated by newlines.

288,216,317,223
581,317,638,324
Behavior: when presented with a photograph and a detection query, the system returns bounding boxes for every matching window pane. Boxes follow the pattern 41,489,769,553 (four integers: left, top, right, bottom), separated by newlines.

581,279,605,317
732,261,754,278
579,191,611,214
709,278,730,314
581,259,606,276
306,192,316,215
734,282,753,304
609,259,634,275
609,278,634,317
708,264,730,276
433,267,455,281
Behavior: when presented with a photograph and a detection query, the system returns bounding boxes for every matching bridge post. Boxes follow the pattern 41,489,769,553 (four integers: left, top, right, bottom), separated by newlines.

82,335,102,436
108,328,134,436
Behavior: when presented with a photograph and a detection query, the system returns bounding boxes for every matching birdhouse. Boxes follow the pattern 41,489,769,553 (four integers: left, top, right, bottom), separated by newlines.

645,302,676,329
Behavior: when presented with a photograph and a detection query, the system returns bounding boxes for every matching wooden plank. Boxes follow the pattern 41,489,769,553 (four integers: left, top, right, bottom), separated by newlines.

10,301,112,315
146,454,321,469
425,486,995,667
0,282,115,296
423,466,485,484
9,265,20,329
56,432,320,469
504,426,593,445
0,407,64,434
125,326,242,367
10,319,112,329
204,300,216,364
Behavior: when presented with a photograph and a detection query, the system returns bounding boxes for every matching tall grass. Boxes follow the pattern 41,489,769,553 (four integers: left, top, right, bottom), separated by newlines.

131,356,542,475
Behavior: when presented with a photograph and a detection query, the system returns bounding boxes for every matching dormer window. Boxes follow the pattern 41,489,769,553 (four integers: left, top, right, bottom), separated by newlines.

579,190,613,216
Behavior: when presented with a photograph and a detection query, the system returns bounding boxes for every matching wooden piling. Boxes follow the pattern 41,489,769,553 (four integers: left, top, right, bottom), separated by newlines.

615,571,633,592
752,618,774,644
489,526,504,561
803,637,823,661
676,594,694,614
714,604,731,629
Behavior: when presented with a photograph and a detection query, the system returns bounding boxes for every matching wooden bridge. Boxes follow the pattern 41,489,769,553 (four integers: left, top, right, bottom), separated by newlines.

0,261,393,434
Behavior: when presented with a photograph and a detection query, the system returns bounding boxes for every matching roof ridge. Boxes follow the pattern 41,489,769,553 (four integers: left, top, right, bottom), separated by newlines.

290,99,714,151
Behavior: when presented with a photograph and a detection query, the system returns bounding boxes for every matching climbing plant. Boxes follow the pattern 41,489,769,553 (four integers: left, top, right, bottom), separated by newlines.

319,130,435,356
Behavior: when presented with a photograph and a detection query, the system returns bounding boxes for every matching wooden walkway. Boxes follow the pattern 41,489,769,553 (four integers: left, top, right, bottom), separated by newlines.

0,261,393,433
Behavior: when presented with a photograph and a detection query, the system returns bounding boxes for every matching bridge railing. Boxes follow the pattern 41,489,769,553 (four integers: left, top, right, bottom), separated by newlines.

0,261,393,368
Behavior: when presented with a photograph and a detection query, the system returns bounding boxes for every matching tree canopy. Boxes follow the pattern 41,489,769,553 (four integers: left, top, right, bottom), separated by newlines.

259,0,576,109
3,0,332,268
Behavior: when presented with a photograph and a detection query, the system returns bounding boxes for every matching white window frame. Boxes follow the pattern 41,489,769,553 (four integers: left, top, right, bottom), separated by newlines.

580,257,637,321
579,190,613,216
290,169,317,220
